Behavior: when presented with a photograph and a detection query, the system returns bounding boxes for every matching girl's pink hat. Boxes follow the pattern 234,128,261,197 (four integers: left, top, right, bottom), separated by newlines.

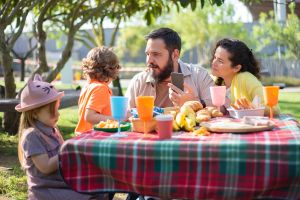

15,74,64,112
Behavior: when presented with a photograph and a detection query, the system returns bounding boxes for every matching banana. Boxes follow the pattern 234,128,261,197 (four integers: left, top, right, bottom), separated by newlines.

173,120,180,131
175,112,186,128
184,117,195,132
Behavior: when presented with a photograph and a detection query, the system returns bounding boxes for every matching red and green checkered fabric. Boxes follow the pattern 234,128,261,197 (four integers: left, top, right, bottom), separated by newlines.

59,116,300,200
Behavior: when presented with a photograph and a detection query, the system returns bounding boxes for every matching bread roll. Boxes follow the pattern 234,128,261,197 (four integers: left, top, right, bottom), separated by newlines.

196,109,210,116
183,101,203,112
211,109,223,117
196,114,211,122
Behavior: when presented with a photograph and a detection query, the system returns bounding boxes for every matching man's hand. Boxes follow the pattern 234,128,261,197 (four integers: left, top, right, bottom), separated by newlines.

168,83,197,107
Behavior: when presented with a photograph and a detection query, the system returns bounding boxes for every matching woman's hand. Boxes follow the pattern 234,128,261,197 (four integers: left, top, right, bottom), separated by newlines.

168,83,197,107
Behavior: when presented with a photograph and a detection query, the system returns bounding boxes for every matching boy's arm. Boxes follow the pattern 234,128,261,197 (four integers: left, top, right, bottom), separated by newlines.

31,154,58,175
85,108,114,124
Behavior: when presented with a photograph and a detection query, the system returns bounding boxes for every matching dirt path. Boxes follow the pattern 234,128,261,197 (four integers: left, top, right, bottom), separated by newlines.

0,155,18,171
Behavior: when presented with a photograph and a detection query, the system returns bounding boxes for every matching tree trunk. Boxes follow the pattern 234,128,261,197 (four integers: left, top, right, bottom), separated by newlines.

113,77,123,96
20,58,25,81
1,49,19,135
110,20,122,96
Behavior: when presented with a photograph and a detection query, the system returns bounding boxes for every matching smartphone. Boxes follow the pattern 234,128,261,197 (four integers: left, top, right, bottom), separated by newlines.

171,72,184,91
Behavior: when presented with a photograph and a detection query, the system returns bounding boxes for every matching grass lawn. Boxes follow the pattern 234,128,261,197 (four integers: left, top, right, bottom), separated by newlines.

0,92,299,199
279,92,300,121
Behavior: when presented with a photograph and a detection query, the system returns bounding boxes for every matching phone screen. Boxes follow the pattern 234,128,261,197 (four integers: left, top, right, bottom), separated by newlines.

171,72,184,91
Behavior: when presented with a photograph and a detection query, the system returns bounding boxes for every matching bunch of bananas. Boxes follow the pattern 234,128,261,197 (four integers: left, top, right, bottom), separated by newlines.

169,101,202,132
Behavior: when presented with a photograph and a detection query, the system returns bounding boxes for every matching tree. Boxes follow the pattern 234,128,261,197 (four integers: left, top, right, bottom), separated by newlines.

170,3,252,65
252,3,300,59
32,0,113,82
116,2,252,66
0,0,37,134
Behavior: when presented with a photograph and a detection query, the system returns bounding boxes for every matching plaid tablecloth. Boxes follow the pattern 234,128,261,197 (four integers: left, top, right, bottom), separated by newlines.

59,116,300,200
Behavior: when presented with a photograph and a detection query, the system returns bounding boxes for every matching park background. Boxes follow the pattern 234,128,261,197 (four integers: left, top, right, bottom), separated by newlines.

0,0,300,199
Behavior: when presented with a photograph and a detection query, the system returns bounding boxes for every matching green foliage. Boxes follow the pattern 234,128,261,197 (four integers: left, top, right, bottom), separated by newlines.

252,3,300,59
117,2,252,65
169,3,252,64
116,25,160,59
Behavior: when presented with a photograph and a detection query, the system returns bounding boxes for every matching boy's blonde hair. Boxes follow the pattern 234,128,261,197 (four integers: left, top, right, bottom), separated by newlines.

18,101,57,168
81,46,121,82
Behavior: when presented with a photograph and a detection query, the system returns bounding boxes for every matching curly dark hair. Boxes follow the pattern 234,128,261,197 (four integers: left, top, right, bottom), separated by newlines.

211,38,261,86
81,46,121,82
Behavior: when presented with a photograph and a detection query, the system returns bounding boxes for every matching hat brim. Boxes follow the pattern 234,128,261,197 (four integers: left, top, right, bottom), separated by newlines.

15,92,64,112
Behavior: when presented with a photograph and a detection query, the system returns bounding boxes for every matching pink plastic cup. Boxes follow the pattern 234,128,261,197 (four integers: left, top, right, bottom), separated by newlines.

155,114,173,140
210,86,226,111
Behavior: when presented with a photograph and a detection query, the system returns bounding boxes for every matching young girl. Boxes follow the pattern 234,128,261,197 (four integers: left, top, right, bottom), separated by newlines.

75,46,121,134
16,74,94,200
211,38,280,115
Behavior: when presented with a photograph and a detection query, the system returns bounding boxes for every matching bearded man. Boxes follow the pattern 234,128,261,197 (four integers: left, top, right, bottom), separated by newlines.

125,27,214,109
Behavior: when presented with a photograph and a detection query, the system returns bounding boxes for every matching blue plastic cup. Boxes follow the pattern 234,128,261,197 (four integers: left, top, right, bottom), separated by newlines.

110,96,128,121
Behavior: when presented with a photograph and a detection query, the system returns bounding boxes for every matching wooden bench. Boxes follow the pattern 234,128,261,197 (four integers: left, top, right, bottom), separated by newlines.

0,91,80,112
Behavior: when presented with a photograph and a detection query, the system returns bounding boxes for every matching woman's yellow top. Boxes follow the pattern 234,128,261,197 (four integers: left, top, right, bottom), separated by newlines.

230,72,280,115
231,72,263,103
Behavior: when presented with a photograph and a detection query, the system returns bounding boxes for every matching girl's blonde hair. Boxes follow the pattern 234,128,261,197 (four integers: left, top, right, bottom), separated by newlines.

18,101,57,168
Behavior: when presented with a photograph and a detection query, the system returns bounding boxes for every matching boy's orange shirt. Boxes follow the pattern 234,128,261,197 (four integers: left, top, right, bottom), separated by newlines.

75,80,112,134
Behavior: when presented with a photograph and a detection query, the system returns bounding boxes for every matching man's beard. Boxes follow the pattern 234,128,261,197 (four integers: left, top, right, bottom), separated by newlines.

148,56,174,83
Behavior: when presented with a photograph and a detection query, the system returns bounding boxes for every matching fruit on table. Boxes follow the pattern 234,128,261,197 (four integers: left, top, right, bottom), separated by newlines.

175,105,196,131
193,127,210,136
168,110,180,131
96,119,125,128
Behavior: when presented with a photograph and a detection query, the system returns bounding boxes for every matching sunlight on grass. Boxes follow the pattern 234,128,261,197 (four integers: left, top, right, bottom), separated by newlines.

279,92,300,122
58,106,79,139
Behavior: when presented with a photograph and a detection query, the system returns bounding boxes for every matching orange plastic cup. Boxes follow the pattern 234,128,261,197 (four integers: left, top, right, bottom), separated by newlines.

263,86,279,119
136,96,154,135
136,96,154,121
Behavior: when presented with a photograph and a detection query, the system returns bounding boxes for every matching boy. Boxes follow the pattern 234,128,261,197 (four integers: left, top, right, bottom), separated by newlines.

75,47,121,134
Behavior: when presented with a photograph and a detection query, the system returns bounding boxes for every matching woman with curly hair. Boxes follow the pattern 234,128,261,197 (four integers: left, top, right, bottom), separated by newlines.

211,38,279,115
75,46,121,134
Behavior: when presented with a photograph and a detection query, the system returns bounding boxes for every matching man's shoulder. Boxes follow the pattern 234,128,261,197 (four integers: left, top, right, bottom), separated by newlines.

182,62,209,74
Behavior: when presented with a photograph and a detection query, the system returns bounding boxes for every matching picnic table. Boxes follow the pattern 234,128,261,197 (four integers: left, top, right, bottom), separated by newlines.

59,115,300,200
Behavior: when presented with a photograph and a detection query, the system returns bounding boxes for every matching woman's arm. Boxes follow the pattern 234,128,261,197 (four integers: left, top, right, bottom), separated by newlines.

31,154,58,175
